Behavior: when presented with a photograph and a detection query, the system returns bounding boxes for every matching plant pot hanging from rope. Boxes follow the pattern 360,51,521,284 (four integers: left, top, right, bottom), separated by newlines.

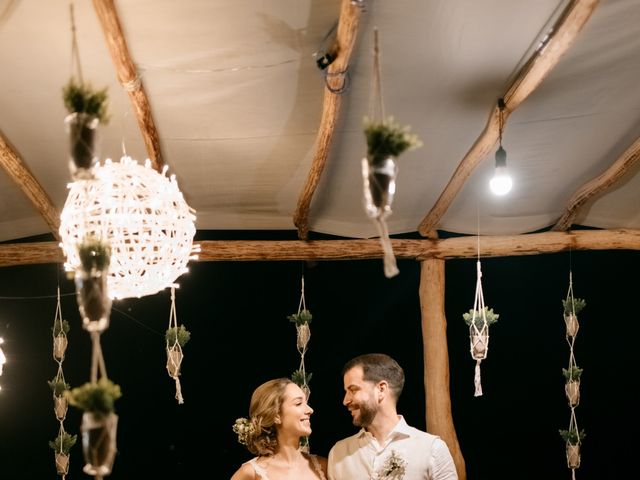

362,28,421,278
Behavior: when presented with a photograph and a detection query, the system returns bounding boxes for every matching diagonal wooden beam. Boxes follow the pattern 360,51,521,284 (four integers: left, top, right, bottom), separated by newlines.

552,136,640,231
0,132,60,239
92,0,164,171
2,228,638,267
293,0,362,240
417,0,600,237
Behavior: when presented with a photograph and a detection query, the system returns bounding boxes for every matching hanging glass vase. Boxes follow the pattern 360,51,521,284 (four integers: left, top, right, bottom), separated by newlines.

55,452,70,475
81,412,118,477
166,345,183,377
566,443,581,469
565,379,580,407
75,268,112,333
362,156,398,220
564,313,579,337
53,334,68,361
54,394,68,421
470,327,489,360
65,112,100,180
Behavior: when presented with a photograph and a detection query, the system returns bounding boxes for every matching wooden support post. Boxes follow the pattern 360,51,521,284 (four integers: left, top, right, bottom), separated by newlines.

420,258,466,480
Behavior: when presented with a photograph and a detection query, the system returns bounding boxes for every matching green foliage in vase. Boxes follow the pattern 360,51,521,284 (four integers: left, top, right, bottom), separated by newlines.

559,428,586,445
462,306,499,329
166,325,191,347
62,79,110,123
363,116,422,165
48,374,70,397
562,297,586,315
66,378,121,417
287,309,312,326
52,319,70,337
49,431,77,454
77,236,111,272
291,369,312,387
562,366,583,381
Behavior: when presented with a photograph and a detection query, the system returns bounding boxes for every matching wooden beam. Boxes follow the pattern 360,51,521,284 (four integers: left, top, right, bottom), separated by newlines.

92,0,164,171
552,136,640,231
417,0,600,237
420,258,466,480
0,133,60,239
293,0,362,240
3,228,639,267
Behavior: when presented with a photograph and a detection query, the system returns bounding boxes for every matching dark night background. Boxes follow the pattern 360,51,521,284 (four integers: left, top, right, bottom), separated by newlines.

0,230,637,479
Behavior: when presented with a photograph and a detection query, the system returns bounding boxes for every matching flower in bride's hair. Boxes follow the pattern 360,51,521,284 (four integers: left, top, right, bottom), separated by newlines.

232,417,255,446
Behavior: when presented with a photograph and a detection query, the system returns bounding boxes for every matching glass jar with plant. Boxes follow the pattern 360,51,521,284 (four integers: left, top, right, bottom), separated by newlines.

52,319,70,361
75,236,112,333
562,366,583,407
63,79,109,179
559,428,586,469
462,306,499,359
49,430,77,475
66,377,121,477
48,373,70,420
562,297,586,337
165,324,191,378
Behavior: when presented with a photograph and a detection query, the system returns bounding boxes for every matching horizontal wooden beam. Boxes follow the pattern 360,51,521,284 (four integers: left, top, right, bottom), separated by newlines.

2,229,638,267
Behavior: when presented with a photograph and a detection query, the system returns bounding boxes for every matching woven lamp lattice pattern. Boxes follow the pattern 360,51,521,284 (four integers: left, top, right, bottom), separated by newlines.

59,156,198,299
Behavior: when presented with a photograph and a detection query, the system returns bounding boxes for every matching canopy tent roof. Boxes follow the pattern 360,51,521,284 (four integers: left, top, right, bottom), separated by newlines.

1,0,639,247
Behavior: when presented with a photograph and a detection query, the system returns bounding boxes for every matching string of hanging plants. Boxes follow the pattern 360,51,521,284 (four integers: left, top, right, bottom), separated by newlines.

49,287,76,478
288,274,313,451
559,271,586,477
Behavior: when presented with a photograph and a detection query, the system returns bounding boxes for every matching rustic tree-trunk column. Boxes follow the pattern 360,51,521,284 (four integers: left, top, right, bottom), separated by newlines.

420,258,466,480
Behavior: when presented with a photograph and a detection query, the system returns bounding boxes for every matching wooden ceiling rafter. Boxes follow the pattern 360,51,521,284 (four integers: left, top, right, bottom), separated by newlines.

92,0,164,171
552,136,640,231
417,0,600,238
293,0,362,240
0,133,60,240
3,228,638,268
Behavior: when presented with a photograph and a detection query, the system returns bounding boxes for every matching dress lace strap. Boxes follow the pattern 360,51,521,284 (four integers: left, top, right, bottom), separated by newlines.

248,458,269,480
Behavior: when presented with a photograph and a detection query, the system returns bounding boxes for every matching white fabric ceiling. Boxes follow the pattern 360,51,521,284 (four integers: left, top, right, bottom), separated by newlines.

1,0,639,243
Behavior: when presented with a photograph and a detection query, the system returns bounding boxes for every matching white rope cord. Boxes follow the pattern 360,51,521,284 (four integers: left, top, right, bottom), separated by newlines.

90,331,107,384
52,286,71,478
166,287,184,404
470,260,489,396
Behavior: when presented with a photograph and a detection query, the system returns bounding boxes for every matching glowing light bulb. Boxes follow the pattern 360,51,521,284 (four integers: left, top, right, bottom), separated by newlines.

490,146,512,195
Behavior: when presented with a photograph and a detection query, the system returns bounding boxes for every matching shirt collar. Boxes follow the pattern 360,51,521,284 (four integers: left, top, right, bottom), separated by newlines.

356,415,411,440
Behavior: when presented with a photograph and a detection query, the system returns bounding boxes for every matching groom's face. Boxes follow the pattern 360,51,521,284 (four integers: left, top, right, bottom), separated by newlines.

342,365,379,428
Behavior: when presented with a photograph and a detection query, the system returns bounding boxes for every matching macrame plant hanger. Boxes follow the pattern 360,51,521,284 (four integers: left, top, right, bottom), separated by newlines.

467,210,494,397
469,256,489,397
166,286,185,404
51,286,73,478
362,28,399,278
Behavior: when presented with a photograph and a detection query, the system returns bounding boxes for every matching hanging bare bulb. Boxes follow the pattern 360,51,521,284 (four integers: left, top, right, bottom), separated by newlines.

490,145,513,195
490,99,513,196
